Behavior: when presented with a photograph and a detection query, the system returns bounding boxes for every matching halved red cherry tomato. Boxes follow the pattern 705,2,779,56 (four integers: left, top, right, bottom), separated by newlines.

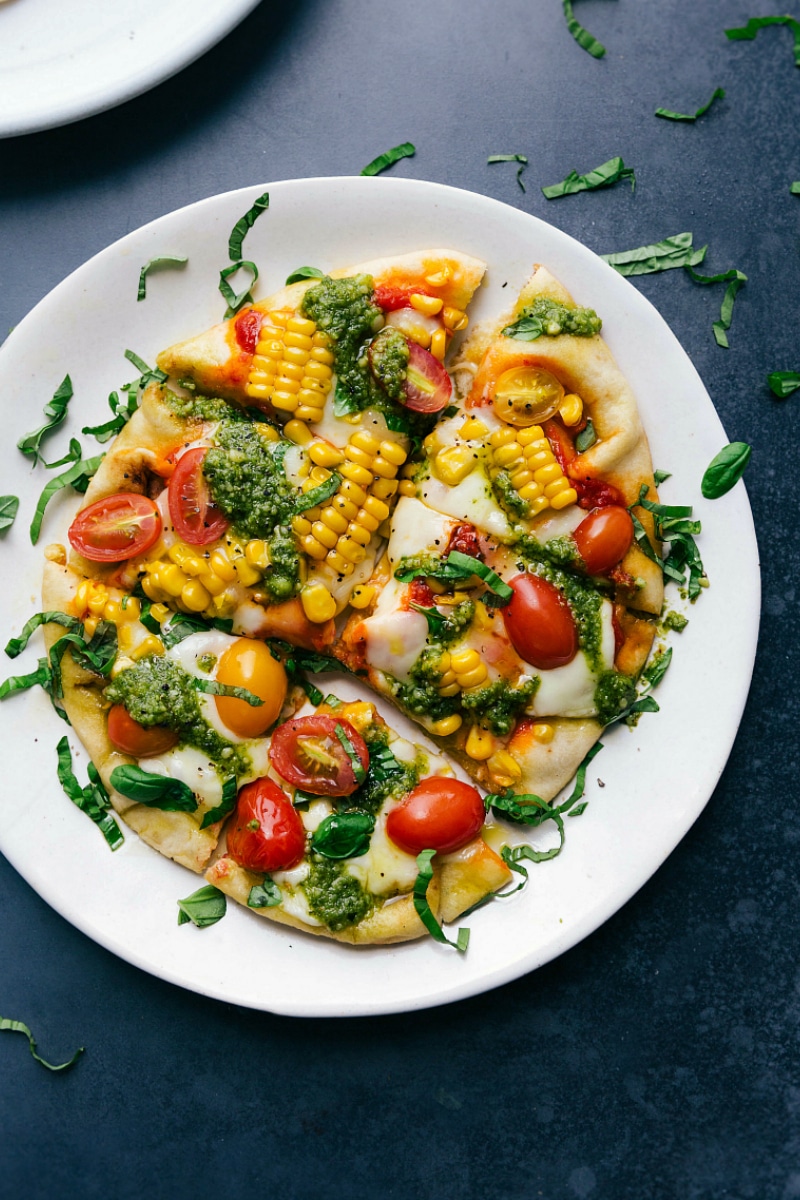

573,506,634,575
402,341,453,413
68,493,162,563
372,284,422,311
107,705,179,757
385,777,485,855
503,573,578,670
226,777,306,873
269,715,370,797
234,307,263,354
168,447,229,545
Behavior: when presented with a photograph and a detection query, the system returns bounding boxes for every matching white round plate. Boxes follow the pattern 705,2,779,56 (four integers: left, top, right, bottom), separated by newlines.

0,178,759,1016
0,0,261,139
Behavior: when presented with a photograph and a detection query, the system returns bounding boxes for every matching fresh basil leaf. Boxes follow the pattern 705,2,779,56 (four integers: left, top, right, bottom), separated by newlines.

361,142,416,176
200,776,238,830
685,264,747,348
557,742,603,816
602,232,707,277
653,469,672,486
56,737,124,850
219,260,258,318
486,791,565,859
17,375,73,465
792,182,800,195
137,255,188,301
311,811,374,859
701,441,752,499
642,647,672,691
575,420,597,452
29,452,105,544
488,154,528,192
294,472,342,514
333,380,361,417
138,599,163,637
606,693,660,727
334,723,367,784
445,551,513,604
160,612,235,647
248,879,282,908
562,0,606,57
110,765,198,812
123,349,167,386
0,495,19,533
301,679,324,705
228,191,269,262
368,741,405,783
42,437,83,471
413,849,470,951
655,87,725,121
410,602,448,638
285,266,324,285
0,1017,84,1072
5,610,82,659
725,16,800,67
177,884,227,928
192,678,264,707
768,370,800,398
290,649,343,675
0,657,51,700
542,156,635,199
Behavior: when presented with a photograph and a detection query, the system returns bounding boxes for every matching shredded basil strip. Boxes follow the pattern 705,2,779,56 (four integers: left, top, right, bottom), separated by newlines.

701,442,752,499
177,884,227,928
294,472,342,514
488,154,528,192
56,737,124,850
219,260,259,318
29,452,105,545
5,610,82,659
302,679,324,706
768,371,800,398
83,386,139,443
575,420,597,452
123,348,167,385
43,436,83,471
410,603,448,638
792,182,800,195
642,647,672,692
562,0,606,57
655,87,725,121
0,658,51,700
685,264,747,348
110,765,198,813
0,495,19,532
413,849,470,951
137,256,188,301
0,1017,84,1072
361,142,416,176
200,777,238,830
228,190,270,261
311,811,375,859
725,15,800,67
17,375,73,465
602,232,707,276
607,694,660,727
248,878,282,908
485,791,566,860
160,611,233,648
557,742,604,815
653,468,672,486
191,677,264,707
48,623,118,698
542,156,635,200
285,266,324,285
334,723,367,784
445,551,513,604
630,484,706,598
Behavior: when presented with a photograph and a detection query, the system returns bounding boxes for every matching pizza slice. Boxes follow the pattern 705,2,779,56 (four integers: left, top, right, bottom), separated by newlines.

335,265,665,802
205,694,512,945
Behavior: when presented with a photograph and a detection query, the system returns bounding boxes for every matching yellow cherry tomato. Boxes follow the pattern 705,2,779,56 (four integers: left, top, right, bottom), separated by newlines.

493,366,564,426
215,638,287,739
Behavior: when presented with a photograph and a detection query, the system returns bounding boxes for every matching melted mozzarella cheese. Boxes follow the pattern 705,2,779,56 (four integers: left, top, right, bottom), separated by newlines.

167,630,247,743
531,600,617,717
360,577,429,682
420,466,513,540
137,745,225,810
388,497,453,565
345,806,419,896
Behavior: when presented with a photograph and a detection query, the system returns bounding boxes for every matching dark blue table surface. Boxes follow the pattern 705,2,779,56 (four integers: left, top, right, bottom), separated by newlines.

1,3,797,1197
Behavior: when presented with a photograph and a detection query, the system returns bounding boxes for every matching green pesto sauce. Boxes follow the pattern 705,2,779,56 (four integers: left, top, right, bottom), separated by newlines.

163,391,234,423
662,609,688,632
543,534,581,568
516,536,605,670
105,656,251,775
593,670,636,725
393,648,460,725
303,856,373,931
301,274,384,413
492,469,531,520
437,600,476,646
368,326,409,402
345,724,419,817
503,297,603,341
460,676,539,736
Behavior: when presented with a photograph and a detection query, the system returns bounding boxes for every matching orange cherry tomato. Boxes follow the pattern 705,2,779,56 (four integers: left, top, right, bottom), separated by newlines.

502,573,578,670
107,704,179,757
68,494,161,563
573,506,634,575
168,447,229,546
385,777,485,855
226,778,306,873
269,715,370,796
214,638,288,739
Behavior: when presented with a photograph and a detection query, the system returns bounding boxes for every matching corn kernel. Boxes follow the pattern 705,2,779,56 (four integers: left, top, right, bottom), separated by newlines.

430,327,447,361
87,589,109,616
300,582,336,623
517,425,545,447
160,565,188,597
518,480,543,501
465,725,495,761
443,306,468,332
488,750,522,782
271,390,299,412
213,594,237,618
434,445,477,486
529,495,550,516
457,665,488,690
102,599,122,624
362,495,390,522
117,624,135,653
534,462,563,487
150,603,170,624
255,422,280,442
131,635,165,660
209,550,236,583
371,455,399,480
83,615,99,637
301,535,328,561
431,714,463,737
349,585,376,609
311,521,338,550
140,576,162,602
351,430,382,455
344,443,374,469
325,550,353,575
559,393,584,426
493,442,524,468
549,487,578,510
353,508,380,533
199,571,227,597
181,553,208,577
544,478,572,500
347,523,372,547
337,537,367,565
472,601,494,631
410,292,443,316
424,267,451,287
438,682,461,698
330,495,359,521
308,441,344,468
234,559,262,587
340,461,373,487
181,580,211,612
318,506,348,535
489,427,518,447
532,723,554,743
303,359,332,380
286,316,316,337
460,417,488,440
450,647,481,673
168,543,192,567
370,478,398,500
398,480,417,497
309,346,335,366
509,467,534,489
378,439,407,466
244,541,270,570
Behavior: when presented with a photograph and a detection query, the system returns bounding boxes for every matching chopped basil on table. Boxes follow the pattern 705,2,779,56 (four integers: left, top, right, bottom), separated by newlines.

542,156,634,199
701,442,752,499
0,1017,84,1072
725,15,800,67
360,142,415,176
561,0,606,57
768,371,800,398
488,154,528,192
0,495,19,532
655,87,725,121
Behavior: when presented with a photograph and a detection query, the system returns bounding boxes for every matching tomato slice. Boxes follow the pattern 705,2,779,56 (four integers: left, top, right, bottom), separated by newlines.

402,341,453,413
385,777,485,855
573,506,634,575
226,777,306,873
269,715,370,797
168,447,229,546
372,284,423,311
502,573,579,670
68,493,162,563
234,307,263,354
107,705,179,757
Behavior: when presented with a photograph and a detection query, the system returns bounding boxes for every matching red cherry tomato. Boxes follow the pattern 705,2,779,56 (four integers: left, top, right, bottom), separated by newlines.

372,284,422,311
446,522,482,559
107,705,179,757
408,578,435,609
168,447,229,545
226,777,306,873
402,341,453,413
573,506,634,575
575,478,626,510
68,493,162,563
503,573,579,670
385,777,485,855
234,307,263,354
269,715,370,797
